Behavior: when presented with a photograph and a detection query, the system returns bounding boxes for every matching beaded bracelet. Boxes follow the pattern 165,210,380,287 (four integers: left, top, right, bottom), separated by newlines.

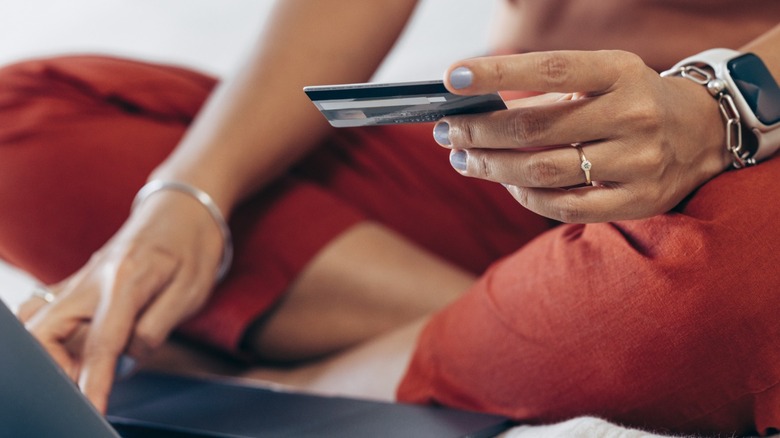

133,180,233,282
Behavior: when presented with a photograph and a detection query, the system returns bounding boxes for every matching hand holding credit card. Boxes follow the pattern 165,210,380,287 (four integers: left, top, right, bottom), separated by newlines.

303,80,506,127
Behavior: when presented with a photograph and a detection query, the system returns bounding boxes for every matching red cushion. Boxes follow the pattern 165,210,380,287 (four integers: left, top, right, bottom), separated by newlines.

398,154,780,436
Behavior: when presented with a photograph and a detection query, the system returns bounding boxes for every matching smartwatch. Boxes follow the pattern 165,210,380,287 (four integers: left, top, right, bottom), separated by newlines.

663,48,780,166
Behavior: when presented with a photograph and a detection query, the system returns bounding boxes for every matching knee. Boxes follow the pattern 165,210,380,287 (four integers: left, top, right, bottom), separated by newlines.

0,57,98,139
0,57,65,102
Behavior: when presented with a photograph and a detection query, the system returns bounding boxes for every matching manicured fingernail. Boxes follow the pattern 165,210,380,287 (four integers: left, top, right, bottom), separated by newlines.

433,122,451,145
450,149,468,171
115,354,137,380
449,66,473,89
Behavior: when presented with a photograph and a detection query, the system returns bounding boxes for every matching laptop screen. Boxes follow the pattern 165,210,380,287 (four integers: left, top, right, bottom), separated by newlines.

0,299,121,437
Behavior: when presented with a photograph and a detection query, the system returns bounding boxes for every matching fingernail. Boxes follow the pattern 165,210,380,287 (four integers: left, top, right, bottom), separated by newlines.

449,66,473,89
433,122,451,145
115,354,137,380
450,149,468,172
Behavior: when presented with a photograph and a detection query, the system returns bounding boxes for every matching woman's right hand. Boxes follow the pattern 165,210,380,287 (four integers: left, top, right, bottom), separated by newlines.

433,50,732,223
16,188,226,413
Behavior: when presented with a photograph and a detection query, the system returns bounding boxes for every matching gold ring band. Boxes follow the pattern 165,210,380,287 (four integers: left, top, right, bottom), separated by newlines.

574,144,593,186
31,285,55,304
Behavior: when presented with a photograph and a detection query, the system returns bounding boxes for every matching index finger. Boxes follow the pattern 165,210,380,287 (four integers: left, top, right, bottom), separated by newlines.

78,266,171,413
444,50,637,95
77,297,132,413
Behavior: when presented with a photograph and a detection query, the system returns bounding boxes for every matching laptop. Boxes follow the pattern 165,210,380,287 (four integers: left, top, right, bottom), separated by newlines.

0,299,513,437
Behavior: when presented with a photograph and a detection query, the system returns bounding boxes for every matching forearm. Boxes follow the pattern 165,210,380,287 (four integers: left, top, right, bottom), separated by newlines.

150,0,419,214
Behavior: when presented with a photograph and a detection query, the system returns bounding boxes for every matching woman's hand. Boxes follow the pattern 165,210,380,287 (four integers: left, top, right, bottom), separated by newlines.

16,191,225,413
433,50,733,223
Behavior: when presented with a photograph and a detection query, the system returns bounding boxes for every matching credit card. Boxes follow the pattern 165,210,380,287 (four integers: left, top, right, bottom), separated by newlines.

303,80,506,128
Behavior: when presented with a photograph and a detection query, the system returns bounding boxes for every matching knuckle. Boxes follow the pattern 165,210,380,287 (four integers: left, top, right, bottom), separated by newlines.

604,50,650,93
491,60,507,89
451,120,479,148
630,97,665,133
643,144,667,170
460,122,477,147
513,186,530,207
614,52,666,133
111,253,142,281
536,52,571,88
606,50,646,82
111,243,178,285
132,326,165,355
615,50,646,72
556,198,587,224
469,152,495,179
506,110,548,145
523,155,559,186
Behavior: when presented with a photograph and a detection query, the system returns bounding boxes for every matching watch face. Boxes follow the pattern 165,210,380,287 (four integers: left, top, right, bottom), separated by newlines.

728,53,780,125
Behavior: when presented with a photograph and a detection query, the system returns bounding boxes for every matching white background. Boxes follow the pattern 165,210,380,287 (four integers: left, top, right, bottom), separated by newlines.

0,0,499,309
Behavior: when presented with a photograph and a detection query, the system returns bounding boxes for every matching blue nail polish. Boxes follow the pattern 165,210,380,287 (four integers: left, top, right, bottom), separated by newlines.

449,66,473,89
450,150,468,171
433,122,451,145
115,355,137,380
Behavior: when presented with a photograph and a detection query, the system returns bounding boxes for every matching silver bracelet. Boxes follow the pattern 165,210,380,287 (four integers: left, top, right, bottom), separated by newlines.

133,180,233,282
661,64,752,168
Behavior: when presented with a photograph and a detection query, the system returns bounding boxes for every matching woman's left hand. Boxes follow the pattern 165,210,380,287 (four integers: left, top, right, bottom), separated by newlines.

434,50,733,223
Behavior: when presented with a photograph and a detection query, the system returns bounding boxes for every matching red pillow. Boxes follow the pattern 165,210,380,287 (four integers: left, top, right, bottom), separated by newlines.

398,154,780,437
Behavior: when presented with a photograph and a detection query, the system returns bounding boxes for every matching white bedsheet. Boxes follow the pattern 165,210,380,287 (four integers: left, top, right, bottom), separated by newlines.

502,417,687,438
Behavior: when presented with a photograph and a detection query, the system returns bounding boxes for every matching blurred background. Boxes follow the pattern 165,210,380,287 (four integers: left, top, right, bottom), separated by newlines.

0,0,499,309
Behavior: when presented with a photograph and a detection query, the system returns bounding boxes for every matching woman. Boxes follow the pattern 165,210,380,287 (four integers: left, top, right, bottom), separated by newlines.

2,0,779,435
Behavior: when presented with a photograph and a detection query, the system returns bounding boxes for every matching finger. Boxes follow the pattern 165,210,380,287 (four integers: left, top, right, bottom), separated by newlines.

16,282,66,322
437,96,613,149
505,184,643,223
78,257,175,413
503,92,574,109
444,50,640,95
25,282,96,343
17,298,48,323
26,308,89,381
450,142,634,188
125,268,211,361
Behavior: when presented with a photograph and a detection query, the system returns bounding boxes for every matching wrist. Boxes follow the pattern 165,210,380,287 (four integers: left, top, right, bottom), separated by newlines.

133,180,233,282
662,48,780,168
669,76,734,172
147,166,239,218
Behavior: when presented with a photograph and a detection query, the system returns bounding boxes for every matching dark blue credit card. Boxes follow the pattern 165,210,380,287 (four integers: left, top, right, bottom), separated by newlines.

303,80,506,128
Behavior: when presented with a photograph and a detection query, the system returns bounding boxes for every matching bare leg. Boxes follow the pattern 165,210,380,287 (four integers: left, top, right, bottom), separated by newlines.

140,221,473,394
243,317,429,401
142,317,428,402
242,221,476,362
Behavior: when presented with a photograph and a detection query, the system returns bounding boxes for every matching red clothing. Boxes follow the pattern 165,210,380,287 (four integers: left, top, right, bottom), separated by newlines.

397,155,780,435
394,2,780,435
0,55,551,354
3,1,780,432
